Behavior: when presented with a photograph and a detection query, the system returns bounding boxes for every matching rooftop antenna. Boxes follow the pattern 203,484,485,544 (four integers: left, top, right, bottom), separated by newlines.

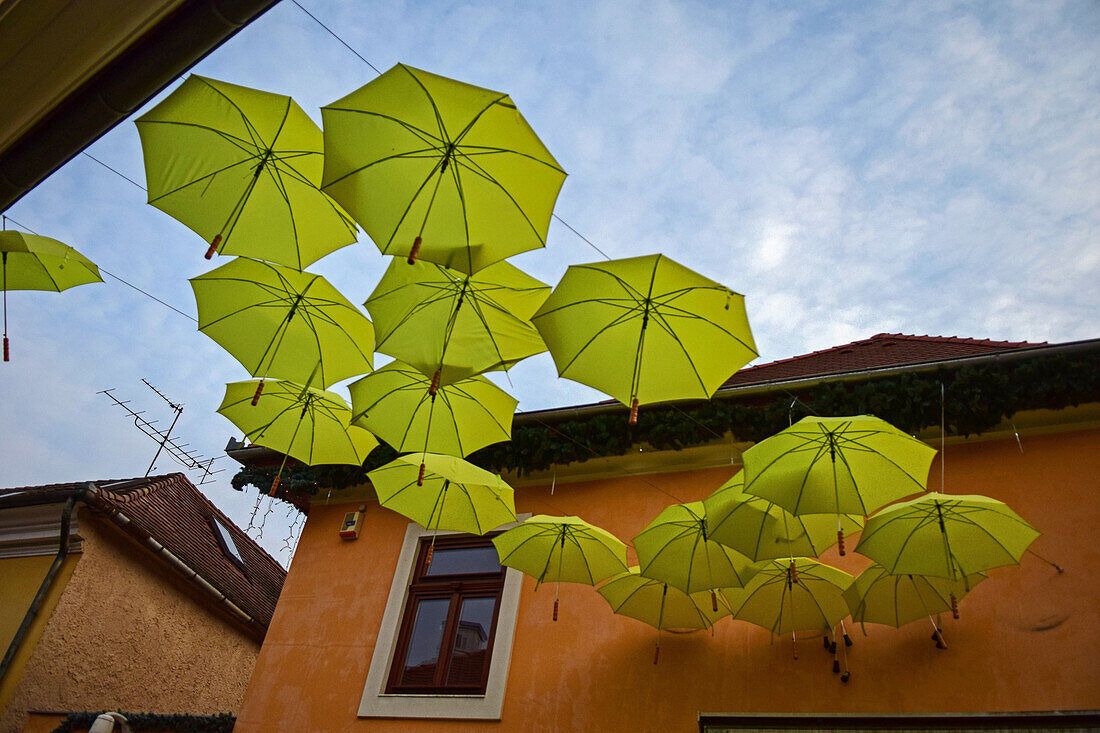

98,380,226,484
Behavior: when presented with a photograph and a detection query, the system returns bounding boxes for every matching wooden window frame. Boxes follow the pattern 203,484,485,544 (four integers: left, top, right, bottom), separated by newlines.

384,534,505,695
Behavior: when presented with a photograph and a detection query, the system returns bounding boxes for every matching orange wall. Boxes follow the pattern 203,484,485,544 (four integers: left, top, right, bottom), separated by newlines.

236,428,1100,732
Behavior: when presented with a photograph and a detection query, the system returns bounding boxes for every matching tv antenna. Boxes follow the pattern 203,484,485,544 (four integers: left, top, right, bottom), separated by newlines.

98,379,225,484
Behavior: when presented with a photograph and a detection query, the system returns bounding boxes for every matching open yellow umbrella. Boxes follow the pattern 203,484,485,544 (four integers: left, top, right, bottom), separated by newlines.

531,254,757,424
365,258,548,389
855,493,1039,581
218,378,377,494
321,63,566,274
0,231,101,362
191,257,374,400
368,454,516,562
721,558,852,638
741,415,936,553
137,75,356,268
349,361,516,457
845,563,985,648
703,471,864,561
633,502,755,614
493,515,628,620
598,566,729,664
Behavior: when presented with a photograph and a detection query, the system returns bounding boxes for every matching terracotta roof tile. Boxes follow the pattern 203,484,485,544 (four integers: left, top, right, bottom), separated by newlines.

723,333,1043,388
0,474,285,627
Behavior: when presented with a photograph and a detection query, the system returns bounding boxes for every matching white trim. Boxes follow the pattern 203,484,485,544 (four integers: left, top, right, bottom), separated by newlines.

358,515,529,720
0,503,84,558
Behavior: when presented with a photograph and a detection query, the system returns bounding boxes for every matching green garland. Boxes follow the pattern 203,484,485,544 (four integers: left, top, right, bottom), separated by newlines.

49,712,234,733
232,350,1099,502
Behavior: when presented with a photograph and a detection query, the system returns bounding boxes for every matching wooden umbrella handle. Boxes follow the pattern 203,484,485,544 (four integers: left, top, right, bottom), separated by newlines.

837,530,846,556
3,336,8,362
552,599,559,622
251,381,265,406
268,474,280,496
205,234,222,259
408,236,422,265
629,398,639,425
950,593,959,619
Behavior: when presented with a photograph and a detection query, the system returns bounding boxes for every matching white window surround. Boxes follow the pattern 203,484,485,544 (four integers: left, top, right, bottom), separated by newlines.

358,515,530,720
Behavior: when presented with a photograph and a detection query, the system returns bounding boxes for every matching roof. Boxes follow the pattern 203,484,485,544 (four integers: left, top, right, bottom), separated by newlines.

0,473,285,629
723,333,1044,388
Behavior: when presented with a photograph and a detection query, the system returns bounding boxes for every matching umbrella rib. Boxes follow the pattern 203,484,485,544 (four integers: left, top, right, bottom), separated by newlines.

146,155,260,204
452,144,566,174
139,118,259,156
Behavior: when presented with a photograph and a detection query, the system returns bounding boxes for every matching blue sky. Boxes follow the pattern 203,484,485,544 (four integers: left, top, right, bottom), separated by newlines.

1,0,1097,564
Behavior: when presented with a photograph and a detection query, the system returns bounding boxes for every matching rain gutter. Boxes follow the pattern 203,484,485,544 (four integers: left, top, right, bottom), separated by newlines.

513,337,1100,425
0,496,75,688
0,0,282,212
0,483,265,642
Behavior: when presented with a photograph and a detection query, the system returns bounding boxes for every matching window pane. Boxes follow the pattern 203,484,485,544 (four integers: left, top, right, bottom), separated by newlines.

446,596,497,686
398,598,450,686
424,545,501,576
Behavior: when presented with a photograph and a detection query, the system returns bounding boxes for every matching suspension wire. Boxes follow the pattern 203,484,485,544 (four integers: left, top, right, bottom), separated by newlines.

82,152,146,191
0,216,197,323
290,0,382,75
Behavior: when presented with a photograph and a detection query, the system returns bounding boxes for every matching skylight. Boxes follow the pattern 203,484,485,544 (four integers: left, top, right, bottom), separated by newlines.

209,515,245,566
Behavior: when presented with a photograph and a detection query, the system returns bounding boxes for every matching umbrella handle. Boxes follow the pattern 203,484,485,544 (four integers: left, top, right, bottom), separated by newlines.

553,598,559,622
841,671,851,683
251,381,265,406
629,398,639,425
268,474,280,496
950,593,959,619
711,590,718,613
205,234,221,259
2,336,7,362
653,642,660,665
408,236,422,265
932,629,947,649
417,462,427,486
837,530,846,556
429,370,441,396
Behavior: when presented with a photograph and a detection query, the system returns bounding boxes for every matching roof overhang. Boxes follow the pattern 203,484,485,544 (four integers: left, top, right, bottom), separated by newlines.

0,0,282,212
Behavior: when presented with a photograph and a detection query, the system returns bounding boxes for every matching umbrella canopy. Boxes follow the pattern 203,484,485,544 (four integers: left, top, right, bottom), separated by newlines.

721,558,853,635
368,453,516,536
365,258,548,386
531,254,757,423
633,501,756,595
321,63,567,274
599,566,730,631
0,231,102,361
137,75,356,269
493,515,628,586
191,258,374,391
217,379,377,467
854,492,1040,580
741,415,936,521
703,471,864,561
349,361,516,457
844,563,985,628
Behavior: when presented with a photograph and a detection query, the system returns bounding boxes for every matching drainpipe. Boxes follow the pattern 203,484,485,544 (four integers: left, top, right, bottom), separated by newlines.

0,495,76,687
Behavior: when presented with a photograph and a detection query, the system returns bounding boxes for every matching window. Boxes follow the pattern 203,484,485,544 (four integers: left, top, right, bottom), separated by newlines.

386,535,504,694
207,514,245,569
358,518,527,721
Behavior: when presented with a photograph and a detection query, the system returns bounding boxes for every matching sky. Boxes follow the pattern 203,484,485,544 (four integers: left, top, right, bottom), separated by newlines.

1,0,1097,565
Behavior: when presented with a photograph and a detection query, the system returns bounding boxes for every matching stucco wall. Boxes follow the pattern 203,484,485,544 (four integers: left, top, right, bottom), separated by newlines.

236,426,1100,732
0,516,261,733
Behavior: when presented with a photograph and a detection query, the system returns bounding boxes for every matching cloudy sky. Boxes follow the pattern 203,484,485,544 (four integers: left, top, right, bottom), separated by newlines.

1,0,1097,564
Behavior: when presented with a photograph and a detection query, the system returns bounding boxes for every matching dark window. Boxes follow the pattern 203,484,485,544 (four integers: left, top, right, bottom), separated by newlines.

386,534,504,694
